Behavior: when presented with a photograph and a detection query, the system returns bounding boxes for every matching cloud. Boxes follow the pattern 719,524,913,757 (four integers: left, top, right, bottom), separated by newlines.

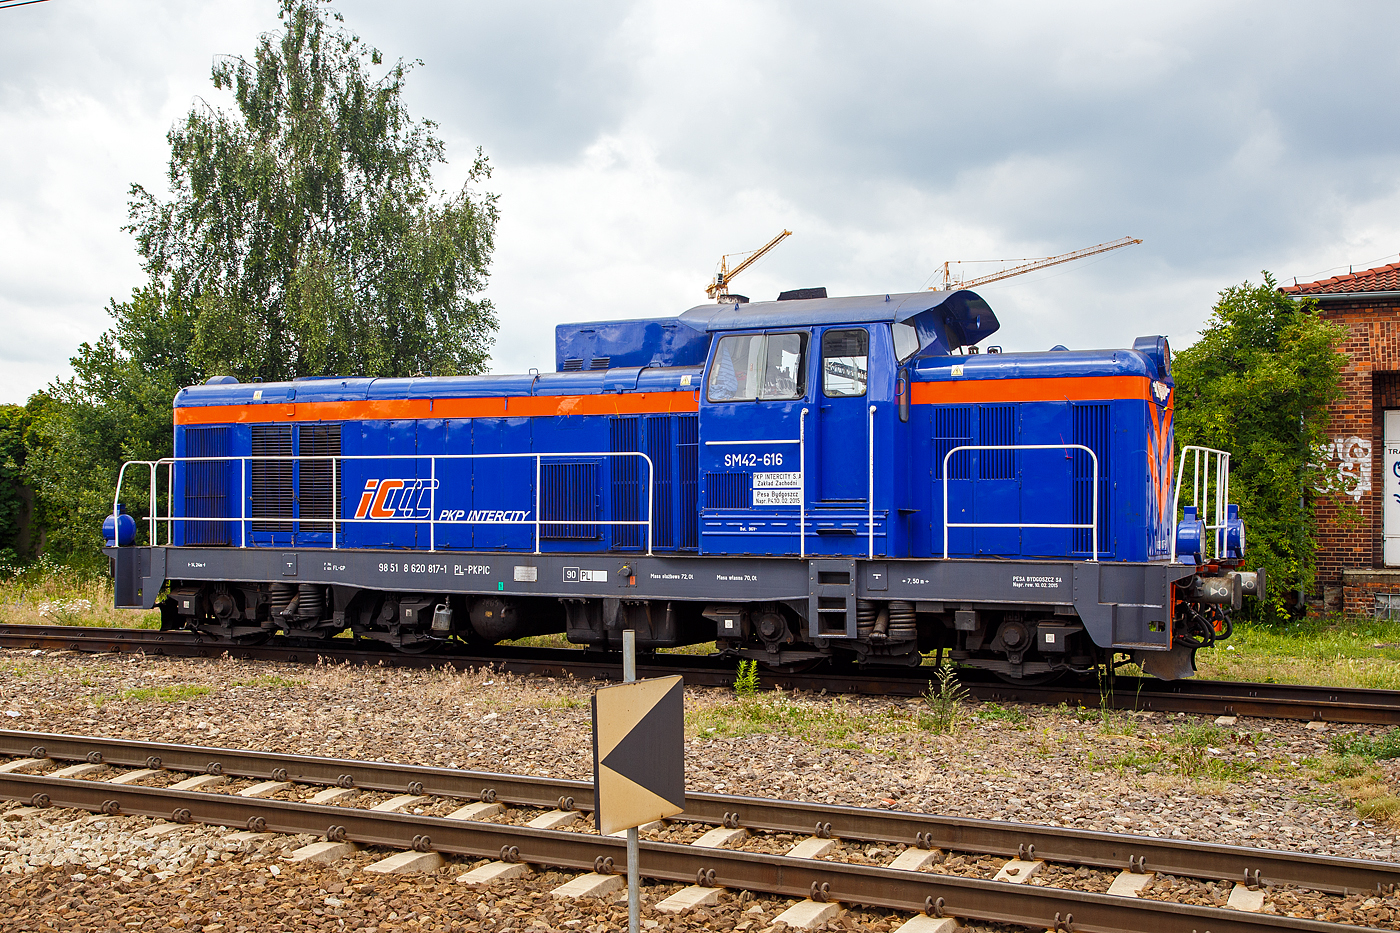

1,0,1399,402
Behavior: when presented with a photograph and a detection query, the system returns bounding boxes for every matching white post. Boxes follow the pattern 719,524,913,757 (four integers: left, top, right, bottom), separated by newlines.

430,456,437,552
534,455,542,555
622,628,639,933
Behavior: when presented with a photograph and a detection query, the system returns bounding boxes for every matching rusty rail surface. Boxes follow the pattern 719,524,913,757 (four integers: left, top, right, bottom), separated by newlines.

3,623,1400,724
0,768,1374,933
3,731,1398,899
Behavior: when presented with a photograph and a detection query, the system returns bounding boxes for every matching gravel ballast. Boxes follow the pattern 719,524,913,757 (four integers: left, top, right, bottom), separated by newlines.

1,646,1398,931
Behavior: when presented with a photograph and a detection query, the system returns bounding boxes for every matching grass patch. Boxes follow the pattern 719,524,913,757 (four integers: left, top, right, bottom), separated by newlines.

229,674,304,690
116,684,212,703
1330,728,1400,761
501,633,574,650
689,689,932,747
657,640,717,657
1311,727,1400,823
690,692,861,744
1107,723,1259,783
0,556,160,629
538,695,586,710
1307,752,1400,823
1195,617,1400,689
975,702,1029,727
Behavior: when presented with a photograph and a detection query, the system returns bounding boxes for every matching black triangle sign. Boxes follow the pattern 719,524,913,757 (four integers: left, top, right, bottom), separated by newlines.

601,677,685,810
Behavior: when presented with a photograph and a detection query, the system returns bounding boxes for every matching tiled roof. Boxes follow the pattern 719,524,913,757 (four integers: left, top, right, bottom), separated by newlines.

1282,259,1400,295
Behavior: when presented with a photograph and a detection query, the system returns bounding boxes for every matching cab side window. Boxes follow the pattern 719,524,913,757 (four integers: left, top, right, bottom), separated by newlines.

822,328,868,397
707,333,807,402
892,321,920,362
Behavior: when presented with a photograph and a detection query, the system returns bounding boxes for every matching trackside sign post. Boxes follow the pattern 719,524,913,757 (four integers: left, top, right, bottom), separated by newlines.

593,631,684,933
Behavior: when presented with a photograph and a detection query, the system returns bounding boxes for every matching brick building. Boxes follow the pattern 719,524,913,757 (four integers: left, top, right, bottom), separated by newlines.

1281,259,1400,614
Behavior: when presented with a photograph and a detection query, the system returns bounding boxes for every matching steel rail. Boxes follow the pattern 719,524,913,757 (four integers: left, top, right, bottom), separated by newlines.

0,771,1370,933
4,623,1400,724
3,730,1398,898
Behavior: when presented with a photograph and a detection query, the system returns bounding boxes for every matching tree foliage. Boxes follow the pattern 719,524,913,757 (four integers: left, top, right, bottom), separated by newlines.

31,0,497,565
1172,272,1347,620
130,0,498,381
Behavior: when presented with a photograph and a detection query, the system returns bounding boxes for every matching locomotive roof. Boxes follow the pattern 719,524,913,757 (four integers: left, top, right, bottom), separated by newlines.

677,288,997,337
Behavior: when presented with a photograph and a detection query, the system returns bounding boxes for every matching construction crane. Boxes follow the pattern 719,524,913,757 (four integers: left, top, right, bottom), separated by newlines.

706,229,792,300
933,236,1143,291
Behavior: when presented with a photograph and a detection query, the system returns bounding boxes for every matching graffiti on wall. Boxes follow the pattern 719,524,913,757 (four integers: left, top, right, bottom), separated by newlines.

1318,435,1373,502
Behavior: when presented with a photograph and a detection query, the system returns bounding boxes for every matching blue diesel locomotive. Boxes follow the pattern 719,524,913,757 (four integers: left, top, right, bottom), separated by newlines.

106,287,1259,680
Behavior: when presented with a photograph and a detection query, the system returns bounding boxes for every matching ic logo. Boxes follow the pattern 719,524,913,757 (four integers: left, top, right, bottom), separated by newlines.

354,479,440,520
1151,381,1170,402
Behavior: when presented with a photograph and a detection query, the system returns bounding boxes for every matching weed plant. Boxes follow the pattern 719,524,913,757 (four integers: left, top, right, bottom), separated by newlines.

919,665,969,735
733,659,759,697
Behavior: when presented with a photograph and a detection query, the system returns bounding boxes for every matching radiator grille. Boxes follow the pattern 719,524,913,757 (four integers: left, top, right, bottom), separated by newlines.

183,426,231,545
250,425,293,532
610,417,641,548
542,462,599,540
932,406,972,479
298,424,341,528
705,472,751,510
677,416,698,549
977,405,1015,479
645,417,674,549
1073,403,1111,553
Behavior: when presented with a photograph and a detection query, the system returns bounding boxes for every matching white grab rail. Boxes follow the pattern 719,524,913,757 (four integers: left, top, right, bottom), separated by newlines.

942,443,1099,561
1170,445,1231,563
113,450,656,556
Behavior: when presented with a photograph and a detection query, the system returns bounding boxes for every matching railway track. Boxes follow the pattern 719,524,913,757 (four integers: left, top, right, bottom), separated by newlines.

3,622,1398,725
0,731,1393,933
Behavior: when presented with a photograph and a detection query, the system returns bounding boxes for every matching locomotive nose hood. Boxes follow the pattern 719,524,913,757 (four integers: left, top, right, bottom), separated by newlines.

679,288,999,357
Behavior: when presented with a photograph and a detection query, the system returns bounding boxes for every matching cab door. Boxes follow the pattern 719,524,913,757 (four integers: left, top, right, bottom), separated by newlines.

818,327,871,501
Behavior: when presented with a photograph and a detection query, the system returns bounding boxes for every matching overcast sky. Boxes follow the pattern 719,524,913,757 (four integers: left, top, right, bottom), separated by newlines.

2,0,1398,403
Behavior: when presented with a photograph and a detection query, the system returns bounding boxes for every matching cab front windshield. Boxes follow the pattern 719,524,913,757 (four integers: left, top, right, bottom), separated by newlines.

707,332,807,401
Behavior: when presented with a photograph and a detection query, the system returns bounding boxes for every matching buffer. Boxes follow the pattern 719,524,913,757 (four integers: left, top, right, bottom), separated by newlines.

592,674,685,836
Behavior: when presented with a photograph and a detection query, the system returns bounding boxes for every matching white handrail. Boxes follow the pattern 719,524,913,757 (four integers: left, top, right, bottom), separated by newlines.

868,404,876,560
112,450,657,556
1170,445,1231,563
799,407,807,559
942,444,1099,561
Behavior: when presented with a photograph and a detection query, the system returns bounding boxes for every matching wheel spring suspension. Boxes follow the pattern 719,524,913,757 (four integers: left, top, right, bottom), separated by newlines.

269,583,296,618
887,600,917,642
297,584,325,620
857,601,879,639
